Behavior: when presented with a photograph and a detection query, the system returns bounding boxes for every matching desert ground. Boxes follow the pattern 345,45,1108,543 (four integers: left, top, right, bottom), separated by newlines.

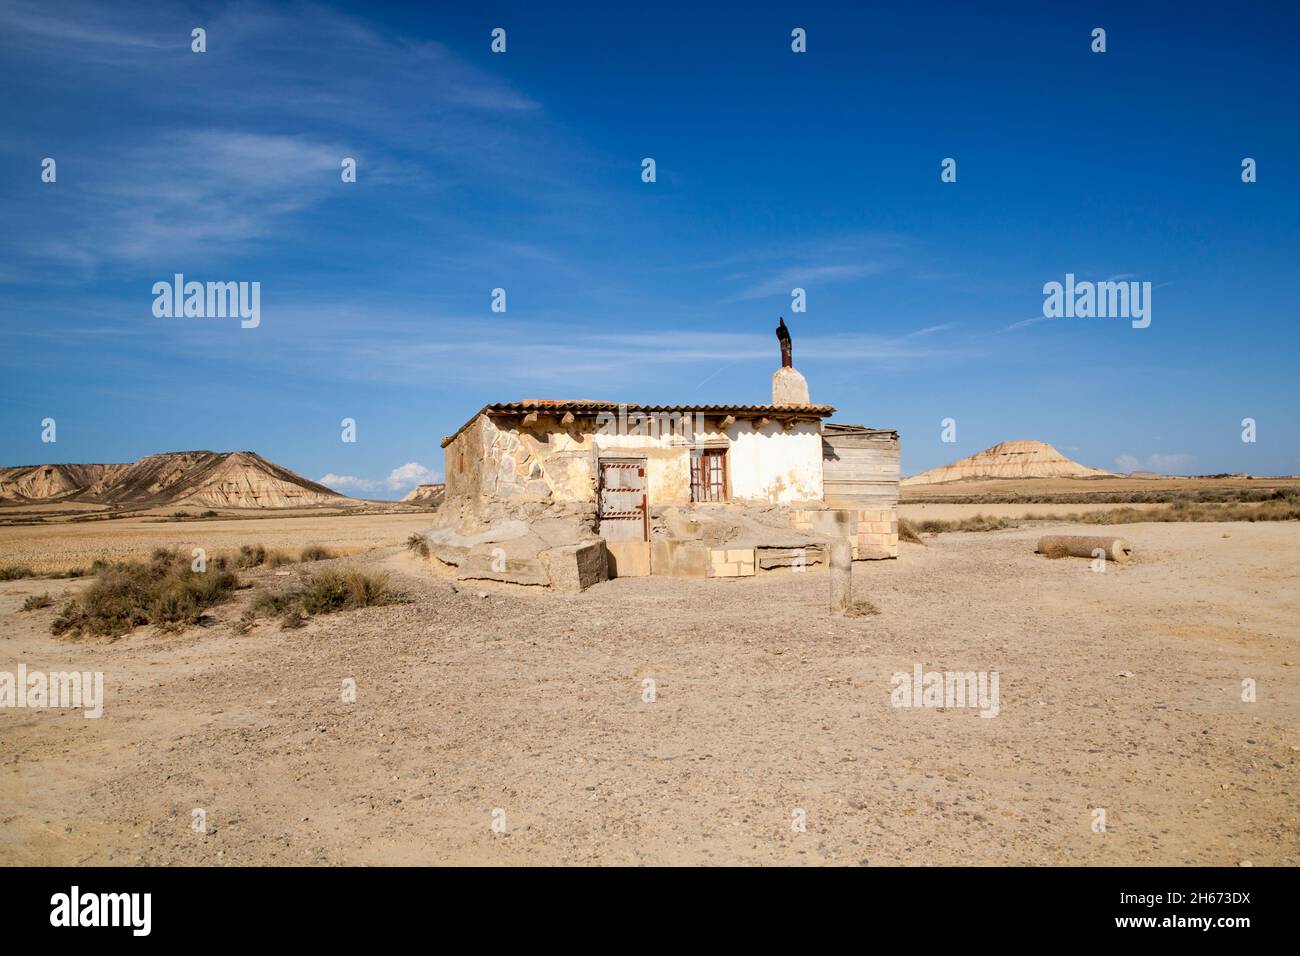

2,514,1296,866
0,509,434,575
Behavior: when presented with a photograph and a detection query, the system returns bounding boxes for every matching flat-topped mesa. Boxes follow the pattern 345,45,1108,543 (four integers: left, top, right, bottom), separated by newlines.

772,317,810,404
903,439,1116,485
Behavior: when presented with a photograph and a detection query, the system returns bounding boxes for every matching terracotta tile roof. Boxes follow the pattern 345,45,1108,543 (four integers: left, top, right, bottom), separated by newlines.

441,400,837,447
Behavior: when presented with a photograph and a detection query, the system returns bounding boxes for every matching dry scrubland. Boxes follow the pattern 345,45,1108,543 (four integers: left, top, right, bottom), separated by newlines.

0,510,434,575
1,514,1297,866
900,476,1300,528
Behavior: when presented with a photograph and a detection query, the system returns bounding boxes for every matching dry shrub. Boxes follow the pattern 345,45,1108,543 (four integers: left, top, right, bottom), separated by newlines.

299,544,335,562
21,593,54,611
0,565,35,581
897,517,925,545
250,589,299,617
846,600,881,617
300,569,402,615
405,533,430,557
51,549,239,639
1023,499,1300,525
279,608,307,631
917,514,1019,534
243,569,406,632
265,550,295,568
234,544,268,568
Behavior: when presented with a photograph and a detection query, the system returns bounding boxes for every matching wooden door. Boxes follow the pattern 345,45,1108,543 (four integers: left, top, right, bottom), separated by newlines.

598,459,648,542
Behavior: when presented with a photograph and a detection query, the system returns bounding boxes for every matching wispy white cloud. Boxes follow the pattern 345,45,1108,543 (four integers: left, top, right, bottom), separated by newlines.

319,473,379,493
1005,315,1052,331
727,263,886,301
319,462,441,496
385,462,440,490
0,0,555,278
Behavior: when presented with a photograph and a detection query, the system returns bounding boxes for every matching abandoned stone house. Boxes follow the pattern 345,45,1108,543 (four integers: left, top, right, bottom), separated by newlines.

423,321,900,590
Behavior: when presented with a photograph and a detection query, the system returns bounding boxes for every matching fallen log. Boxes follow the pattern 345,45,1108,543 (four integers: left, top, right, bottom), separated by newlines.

1036,534,1133,563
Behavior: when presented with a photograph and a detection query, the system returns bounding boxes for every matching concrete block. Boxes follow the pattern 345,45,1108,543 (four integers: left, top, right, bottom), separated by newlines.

606,540,651,577
456,550,550,586
651,539,710,577
709,547,756,578
540,540,609,592
757,545,825,571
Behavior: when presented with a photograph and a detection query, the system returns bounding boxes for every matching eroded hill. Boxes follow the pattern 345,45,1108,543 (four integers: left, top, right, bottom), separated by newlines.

0,451,349,509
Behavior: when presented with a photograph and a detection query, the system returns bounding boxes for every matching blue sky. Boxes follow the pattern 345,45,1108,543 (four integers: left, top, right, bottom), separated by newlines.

2,0,1297,495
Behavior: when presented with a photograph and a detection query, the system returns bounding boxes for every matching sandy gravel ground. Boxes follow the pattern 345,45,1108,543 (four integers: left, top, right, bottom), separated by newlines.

1,521,1296,866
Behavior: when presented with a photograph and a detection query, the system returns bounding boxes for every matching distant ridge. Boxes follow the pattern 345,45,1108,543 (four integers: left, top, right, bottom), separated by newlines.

401,483,445,505
0,451,349,509
903,440,1116,486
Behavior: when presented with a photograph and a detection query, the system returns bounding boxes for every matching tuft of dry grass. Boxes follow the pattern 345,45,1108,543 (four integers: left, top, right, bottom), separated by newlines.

845,600,881,617
250,589,299,617
300,569,404,615
897,517,925,545
299,544,335,562
51,549,240,639
21,593,54,611
217,543,295,569
0,565,35,581
234,544,268,569
242,569,407,634
279,608,308,631
405,533,430,557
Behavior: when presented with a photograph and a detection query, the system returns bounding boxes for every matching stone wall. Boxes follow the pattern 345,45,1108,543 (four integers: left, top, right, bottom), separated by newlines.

442,411,827,510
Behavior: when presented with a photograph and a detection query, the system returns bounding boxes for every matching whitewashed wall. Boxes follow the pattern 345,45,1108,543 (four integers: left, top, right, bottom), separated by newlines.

724,420,824,503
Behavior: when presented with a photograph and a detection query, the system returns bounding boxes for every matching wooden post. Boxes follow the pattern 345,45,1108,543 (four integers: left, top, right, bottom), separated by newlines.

830,539,852,613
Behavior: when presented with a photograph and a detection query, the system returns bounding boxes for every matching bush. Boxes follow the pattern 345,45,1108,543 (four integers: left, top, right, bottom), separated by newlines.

265,550,295,568
48,567,88,579
300,569,402,614
405,533,430,557
199,510,219,518
50,550,240,639
299,544,335,562
279,608,307,630
250,589,300,617
897,517,924,545
21,593,54,611
234,544,267,569
0,565,35,581
1022,499,1300,525
916,514,1019,534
